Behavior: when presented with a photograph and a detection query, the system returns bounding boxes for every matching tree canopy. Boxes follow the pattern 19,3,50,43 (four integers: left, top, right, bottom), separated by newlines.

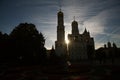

0,23,46,64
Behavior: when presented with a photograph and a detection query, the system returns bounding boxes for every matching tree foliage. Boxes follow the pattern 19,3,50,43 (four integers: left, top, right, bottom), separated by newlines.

0,23,46,64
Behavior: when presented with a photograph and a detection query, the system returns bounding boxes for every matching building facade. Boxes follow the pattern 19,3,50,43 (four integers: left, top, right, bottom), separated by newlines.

95,42,120,64
55,10,95,62
68,20,95,62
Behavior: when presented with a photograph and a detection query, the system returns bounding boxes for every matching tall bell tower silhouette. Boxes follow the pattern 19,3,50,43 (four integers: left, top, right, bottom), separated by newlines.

55,8,67,56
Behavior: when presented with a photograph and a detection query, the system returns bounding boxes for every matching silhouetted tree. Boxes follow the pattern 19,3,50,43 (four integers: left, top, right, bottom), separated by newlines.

0,32,10,63
9,23,46,64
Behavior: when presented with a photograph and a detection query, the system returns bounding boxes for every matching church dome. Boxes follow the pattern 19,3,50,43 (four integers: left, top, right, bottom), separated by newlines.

72,20,78,26
58,11,63,15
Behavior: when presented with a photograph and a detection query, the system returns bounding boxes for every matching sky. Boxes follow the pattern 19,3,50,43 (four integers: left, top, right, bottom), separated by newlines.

0,0,120,49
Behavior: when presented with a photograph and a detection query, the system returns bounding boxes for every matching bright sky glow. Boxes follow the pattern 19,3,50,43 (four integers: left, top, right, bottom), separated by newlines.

65,38,69,44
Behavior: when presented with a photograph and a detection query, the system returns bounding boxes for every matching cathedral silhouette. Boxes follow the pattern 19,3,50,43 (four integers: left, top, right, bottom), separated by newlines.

55,10,95,62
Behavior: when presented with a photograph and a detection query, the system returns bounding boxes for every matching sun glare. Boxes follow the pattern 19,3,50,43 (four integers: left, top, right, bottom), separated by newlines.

65,39,70,44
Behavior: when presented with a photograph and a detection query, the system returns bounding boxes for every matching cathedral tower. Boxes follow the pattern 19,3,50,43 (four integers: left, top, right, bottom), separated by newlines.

68,19,95,62
72,20,79,35
55,10,67,56
68,20,87,61
57,10,65,42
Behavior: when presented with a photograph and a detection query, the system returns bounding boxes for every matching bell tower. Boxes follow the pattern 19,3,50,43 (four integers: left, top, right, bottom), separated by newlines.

57,9,65,42
55,9,67,56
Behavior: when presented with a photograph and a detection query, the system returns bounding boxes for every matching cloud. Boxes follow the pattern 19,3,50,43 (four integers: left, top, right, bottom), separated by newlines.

0,0,120,49
85,5,120,48
12,0,58,8
84,9,108,36
59,0,120,49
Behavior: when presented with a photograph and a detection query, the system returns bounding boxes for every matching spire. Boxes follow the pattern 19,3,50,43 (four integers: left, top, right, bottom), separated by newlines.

58,1,63,14
57,5,65,42
84,27,87,33
57,7,64,26
83,28,90,37
59,3,62,12
58,0,62,13
73,16,75,21
58,9,63,14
